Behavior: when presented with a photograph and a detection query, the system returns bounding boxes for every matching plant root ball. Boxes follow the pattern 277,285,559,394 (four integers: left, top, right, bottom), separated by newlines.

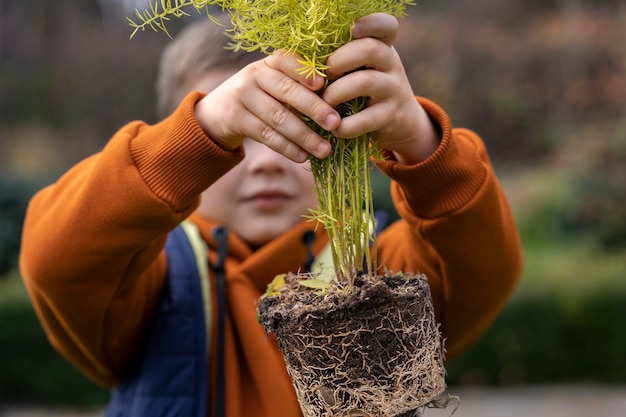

257,273,446,417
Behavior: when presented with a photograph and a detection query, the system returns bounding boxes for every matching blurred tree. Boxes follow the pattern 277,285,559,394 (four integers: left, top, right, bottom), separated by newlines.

0,0,169,139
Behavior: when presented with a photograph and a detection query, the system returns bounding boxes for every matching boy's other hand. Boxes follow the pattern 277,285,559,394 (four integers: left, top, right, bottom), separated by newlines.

324,13,440,165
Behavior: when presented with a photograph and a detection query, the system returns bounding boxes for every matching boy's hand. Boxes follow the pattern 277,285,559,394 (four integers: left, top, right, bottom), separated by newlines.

195,50,340,163
324,13,440,165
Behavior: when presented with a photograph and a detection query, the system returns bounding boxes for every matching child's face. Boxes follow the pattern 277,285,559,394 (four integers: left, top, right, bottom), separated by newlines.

197,138,317,247
193,71,318,247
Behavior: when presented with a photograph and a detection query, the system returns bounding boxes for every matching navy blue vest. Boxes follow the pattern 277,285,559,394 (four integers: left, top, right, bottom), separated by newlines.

106,224,209,417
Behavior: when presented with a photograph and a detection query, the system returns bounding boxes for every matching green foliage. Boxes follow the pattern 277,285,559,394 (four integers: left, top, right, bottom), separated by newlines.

0,177,45,276
129,0,415,281
130,1,413,71
557,125,626,250
502,121,626,252
447,292,626,385
446,239,626,385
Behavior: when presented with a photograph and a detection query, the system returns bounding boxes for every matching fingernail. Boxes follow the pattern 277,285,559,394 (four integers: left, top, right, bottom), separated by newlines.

325,113,340,130
317,141,331,158
292,147,308,160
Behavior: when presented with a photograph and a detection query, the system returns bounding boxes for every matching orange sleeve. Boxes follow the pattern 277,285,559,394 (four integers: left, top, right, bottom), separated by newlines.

19,92,243,387
376,97,523,359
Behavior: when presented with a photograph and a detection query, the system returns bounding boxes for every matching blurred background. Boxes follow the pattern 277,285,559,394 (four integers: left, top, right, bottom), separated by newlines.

1,0,625,414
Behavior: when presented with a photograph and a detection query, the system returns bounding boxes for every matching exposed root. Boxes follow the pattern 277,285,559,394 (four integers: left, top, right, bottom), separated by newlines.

422,394,461,416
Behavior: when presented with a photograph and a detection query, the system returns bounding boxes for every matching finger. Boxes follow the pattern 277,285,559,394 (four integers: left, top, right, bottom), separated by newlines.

332,102,395,140
265,49,325,91
323,69,382,108
260,57,340,132
241,88,332,160
352,13,399,45
326,37,396,80
322,69,401,139
238,110,313,163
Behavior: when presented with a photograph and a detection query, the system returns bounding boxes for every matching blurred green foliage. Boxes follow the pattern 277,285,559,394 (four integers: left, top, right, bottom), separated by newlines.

0,177,43,275
446,234,626,385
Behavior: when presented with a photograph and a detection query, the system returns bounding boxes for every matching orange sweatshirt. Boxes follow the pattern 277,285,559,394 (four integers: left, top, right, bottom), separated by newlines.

20,92,522,417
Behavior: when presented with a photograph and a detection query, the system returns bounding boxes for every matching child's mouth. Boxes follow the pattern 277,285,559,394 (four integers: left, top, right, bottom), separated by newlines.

247,191,292,210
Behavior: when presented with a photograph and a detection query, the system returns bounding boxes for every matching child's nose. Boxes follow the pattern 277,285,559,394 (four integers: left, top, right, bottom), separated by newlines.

245,141,289,175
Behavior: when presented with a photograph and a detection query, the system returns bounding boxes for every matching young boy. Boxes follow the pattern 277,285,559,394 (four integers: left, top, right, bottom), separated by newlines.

20,13,523,417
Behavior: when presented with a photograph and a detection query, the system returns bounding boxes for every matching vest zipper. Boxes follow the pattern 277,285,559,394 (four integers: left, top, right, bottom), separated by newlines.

211,226,229,417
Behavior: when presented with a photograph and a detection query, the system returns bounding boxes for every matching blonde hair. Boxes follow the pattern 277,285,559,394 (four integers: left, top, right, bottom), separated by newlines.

156,15,263,119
